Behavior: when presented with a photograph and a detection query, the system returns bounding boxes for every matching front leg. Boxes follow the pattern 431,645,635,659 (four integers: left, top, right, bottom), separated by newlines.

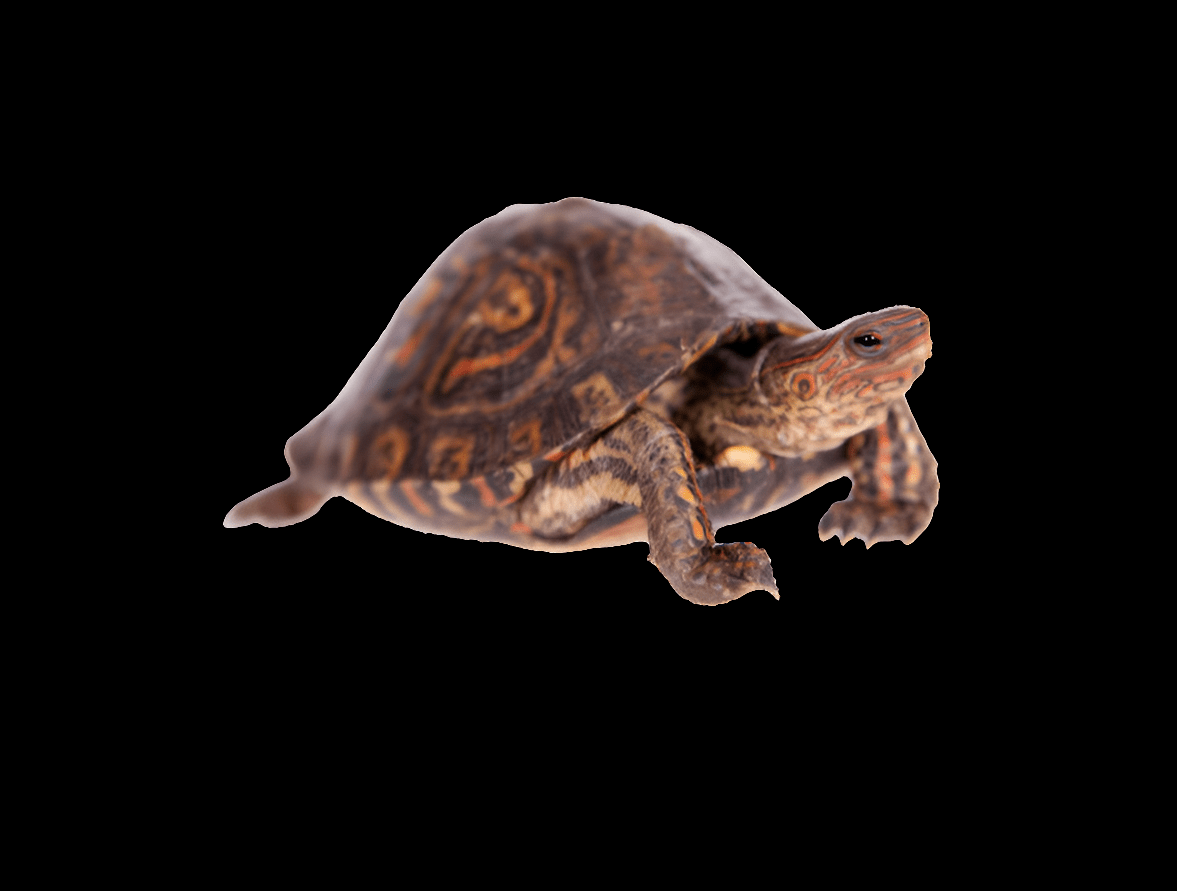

519,408,777,605
819,397,938,547
622,409,778,604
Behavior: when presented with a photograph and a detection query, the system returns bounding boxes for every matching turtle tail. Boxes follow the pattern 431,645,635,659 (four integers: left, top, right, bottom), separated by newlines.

224,475,331,528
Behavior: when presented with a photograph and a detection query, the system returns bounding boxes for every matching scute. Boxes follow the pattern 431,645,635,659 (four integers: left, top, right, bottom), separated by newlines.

289,198,819,486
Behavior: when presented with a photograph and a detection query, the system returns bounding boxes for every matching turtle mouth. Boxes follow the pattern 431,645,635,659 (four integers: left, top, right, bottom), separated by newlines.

836,349,928,400
846,347,930,404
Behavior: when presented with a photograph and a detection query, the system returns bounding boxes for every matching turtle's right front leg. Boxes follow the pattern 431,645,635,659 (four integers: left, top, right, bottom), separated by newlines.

521,408,777,604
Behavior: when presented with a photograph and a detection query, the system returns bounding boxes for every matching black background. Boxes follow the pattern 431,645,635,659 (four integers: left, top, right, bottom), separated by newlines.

88,23,1032,824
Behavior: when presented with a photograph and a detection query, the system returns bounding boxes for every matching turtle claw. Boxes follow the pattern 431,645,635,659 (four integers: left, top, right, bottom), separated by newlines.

818,498,933,548
662,542,778,605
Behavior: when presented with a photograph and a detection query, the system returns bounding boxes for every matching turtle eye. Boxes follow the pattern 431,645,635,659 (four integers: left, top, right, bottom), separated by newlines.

853,333,882,349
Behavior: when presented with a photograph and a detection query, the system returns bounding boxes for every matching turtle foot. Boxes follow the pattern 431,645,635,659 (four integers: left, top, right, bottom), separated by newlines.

657,542,779,605
818,498,933,547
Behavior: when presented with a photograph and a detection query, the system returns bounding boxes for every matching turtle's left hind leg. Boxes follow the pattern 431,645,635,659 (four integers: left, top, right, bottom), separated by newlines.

520,408,777,604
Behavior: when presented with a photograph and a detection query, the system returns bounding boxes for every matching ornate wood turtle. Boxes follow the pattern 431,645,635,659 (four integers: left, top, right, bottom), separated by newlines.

225,198,937,604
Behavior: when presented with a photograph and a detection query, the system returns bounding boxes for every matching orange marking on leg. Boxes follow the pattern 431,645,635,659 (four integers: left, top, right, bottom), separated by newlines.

904,460,921,488
399,480,433,517
690,517,705,540
543,449,567,462
875,424,894,502
676,483,697,505
472,476,497,507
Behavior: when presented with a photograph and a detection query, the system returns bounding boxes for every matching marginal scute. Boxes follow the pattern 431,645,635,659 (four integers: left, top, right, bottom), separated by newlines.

432,480,468,516
370,426,410,480
427,432,476,480
506,415,542,461
400,480,433,517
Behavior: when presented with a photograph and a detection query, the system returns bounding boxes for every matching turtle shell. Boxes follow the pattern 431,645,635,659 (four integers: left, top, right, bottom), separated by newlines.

287,197,818,491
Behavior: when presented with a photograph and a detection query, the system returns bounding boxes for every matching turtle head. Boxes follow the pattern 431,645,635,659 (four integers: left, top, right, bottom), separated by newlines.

754,306,931,454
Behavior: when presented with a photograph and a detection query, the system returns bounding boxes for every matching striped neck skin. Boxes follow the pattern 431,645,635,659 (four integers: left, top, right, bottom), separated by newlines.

750,306,931,455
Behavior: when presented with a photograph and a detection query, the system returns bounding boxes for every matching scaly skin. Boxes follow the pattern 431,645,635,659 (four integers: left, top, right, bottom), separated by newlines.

818,396,938,547
517,408,776,604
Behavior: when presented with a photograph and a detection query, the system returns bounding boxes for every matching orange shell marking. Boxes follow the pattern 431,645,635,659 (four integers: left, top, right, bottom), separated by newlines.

393,330,424,367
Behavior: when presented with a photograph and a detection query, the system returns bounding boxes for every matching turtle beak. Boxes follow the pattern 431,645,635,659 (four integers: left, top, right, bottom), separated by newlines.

882,307,931,380
907,311,931,379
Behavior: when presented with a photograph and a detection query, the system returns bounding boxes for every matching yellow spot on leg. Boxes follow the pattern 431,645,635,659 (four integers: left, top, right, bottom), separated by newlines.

690,517,705,541
676,483,697,505
716,445,766,472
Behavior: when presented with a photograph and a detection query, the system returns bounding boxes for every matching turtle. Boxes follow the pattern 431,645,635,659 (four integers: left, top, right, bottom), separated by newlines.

225,197,937,605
